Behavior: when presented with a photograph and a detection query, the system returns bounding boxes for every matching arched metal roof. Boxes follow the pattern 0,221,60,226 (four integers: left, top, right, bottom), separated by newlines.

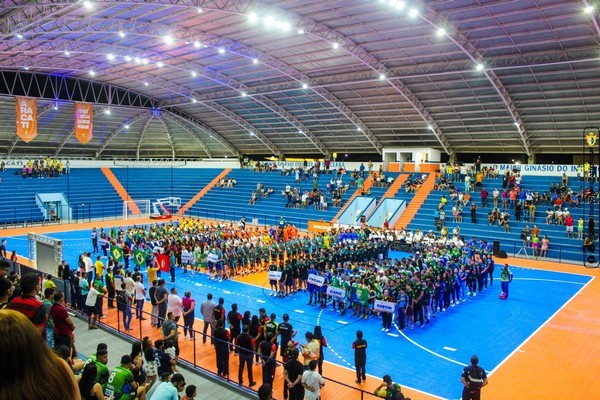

0,0,598,158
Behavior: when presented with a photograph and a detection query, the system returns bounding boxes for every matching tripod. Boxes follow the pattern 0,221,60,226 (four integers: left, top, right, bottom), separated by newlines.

517,241,529,258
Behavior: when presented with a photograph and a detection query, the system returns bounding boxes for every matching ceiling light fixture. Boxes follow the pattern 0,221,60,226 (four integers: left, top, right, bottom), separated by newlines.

106,53,115,61
118,31,126,38
82,1,93,10
157,61,164,68
332,42,339,49
124,124,130,129
192,98,197,103
241,92,247,97
194,41,201,48
248,13,258,23
16,34,24,39
252,58,259,64
163,35,174,45
89,70,96,76
584,5,595,14
302,83,309,89
437,28,446,37
191,71,197,77
395,1,405,10
218,48,226,54
125,56,132,62
104,109,111,115
197,7,203,13
297,29,305,34
475,63,484,71
379,73,386,80
409,8,419,18
64,50,71,56
144,82,149,86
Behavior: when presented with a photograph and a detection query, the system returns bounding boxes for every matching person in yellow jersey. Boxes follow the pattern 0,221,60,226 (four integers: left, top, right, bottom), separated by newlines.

94,256,105,284
147,260,159,286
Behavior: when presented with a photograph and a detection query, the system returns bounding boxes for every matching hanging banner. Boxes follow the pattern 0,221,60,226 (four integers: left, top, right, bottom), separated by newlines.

15,97,38,143
74,102,93,144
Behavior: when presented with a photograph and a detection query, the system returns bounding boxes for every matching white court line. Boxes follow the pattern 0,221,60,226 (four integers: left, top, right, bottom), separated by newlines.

488,275,595,376
443,346,457,352
387,333,399,337
394,322,467,367
255,299,266,303
294,309,305,314
336,320,348,325
513,278,586,285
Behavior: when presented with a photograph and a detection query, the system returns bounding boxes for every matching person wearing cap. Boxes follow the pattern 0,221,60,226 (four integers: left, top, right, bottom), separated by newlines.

151,372,186,400
104,354,147,400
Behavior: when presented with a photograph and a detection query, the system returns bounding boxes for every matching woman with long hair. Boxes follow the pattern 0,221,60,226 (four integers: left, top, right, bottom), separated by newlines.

142,336,158,388
0,309,80,400
131,341,147,387
77,362,104,400
312,325,328,375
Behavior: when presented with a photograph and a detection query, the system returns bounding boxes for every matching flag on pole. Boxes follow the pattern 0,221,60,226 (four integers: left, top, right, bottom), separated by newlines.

110,245,123,262
156,253,171,272
133,249,146,267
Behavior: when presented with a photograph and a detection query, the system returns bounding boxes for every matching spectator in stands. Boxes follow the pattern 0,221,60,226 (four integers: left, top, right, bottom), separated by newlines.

6,272,46,336
0,276,13,309
50,291,75,349
258,383,273,400
151,372,185,400
470,203,477,224
77,362,104,400
0,309,80,400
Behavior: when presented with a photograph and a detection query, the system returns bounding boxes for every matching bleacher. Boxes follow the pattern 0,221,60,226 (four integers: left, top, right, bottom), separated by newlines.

408,173,588,262
0,168,122,224
111,167,223,212
188,168,355,229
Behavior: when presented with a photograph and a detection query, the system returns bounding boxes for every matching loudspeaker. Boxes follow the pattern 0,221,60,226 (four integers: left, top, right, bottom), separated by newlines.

493,240,501,253
494,250,508,258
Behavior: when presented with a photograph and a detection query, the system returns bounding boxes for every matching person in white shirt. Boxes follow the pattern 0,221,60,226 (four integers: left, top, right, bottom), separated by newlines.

133,275,147,320
85,283,101,329
302,360,325,400
124,273,135,295
83,252,94,283
167,287,183,323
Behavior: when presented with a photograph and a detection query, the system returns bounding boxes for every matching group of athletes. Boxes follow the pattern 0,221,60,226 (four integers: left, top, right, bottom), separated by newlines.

103,218,495,333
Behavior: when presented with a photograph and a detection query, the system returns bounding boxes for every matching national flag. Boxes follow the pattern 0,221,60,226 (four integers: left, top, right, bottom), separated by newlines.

110,245,123,262
156,253,171,272
133,249,146,267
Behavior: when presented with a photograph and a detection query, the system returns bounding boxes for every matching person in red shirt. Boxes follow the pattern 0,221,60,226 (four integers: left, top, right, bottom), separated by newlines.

6,272,47,337
50,291,75,350
565,214,574,238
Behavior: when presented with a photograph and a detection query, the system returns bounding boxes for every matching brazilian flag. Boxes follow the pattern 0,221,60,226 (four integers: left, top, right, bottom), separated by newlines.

134,249,146,267
110,245,123,262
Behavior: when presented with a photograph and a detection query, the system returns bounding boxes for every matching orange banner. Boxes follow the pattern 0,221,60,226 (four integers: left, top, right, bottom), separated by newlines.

308,220,331,233
74,102,93,144
15,97,38,143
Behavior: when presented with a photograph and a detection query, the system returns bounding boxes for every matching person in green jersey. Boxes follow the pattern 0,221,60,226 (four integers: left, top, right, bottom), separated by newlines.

104,355,147,400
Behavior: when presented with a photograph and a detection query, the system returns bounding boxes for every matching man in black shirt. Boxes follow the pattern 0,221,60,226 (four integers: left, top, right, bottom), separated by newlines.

236,325,256,387
352,330,367,384
278,313,296,358
227,303,242,353
213,319,230,377
283,348,305,400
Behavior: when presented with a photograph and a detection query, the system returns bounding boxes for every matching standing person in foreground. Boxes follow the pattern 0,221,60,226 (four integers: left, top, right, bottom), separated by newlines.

352,330,367,384
283,348,305,400
6,272,47,336
500,264,513,300
302,359,325,400
461,355,488,400
200,293,216,344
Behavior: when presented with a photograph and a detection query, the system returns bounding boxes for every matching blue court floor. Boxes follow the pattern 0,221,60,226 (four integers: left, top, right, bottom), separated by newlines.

4,230,592,399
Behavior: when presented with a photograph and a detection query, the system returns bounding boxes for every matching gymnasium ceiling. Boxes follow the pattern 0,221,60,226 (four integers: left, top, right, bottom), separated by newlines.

0,0,599,159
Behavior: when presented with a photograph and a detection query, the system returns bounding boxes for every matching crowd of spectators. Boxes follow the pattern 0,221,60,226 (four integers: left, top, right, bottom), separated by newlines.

18,158,68,178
